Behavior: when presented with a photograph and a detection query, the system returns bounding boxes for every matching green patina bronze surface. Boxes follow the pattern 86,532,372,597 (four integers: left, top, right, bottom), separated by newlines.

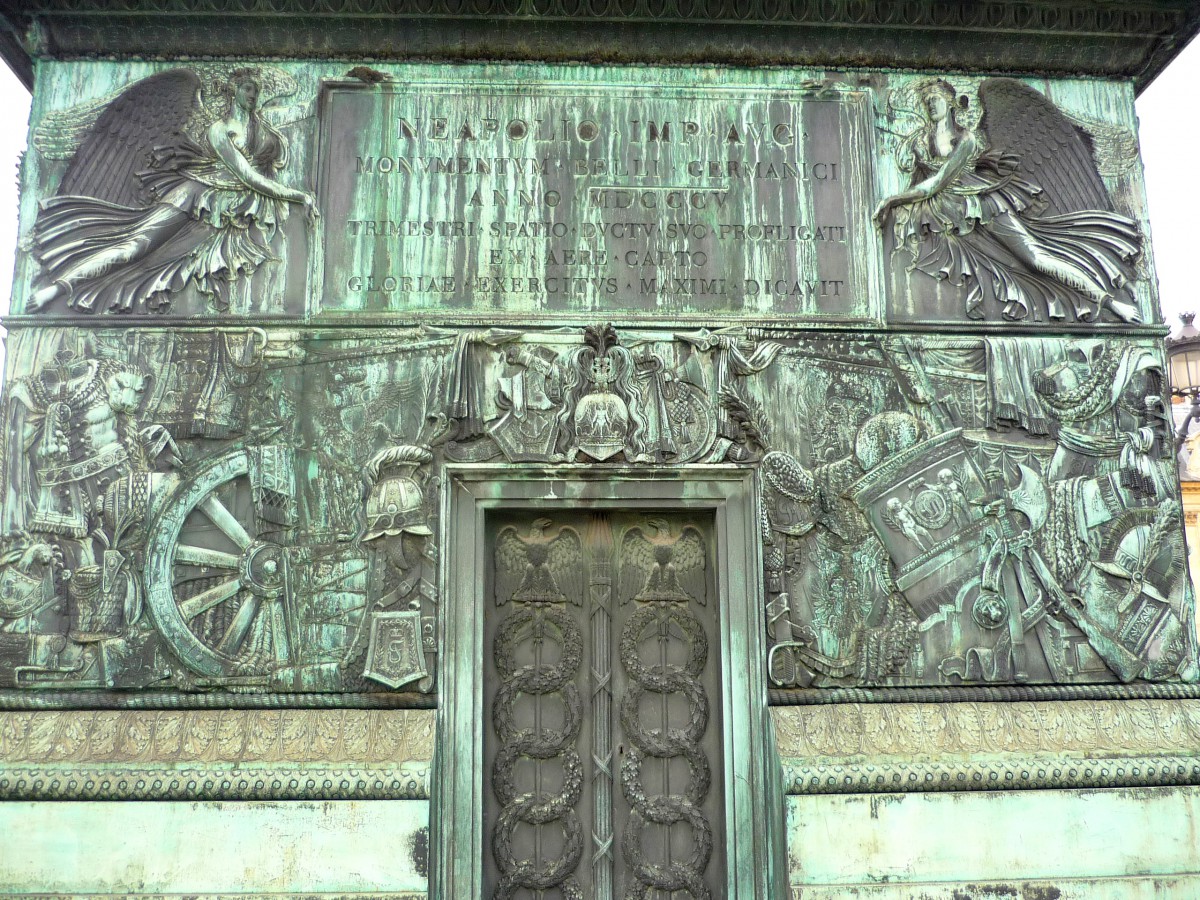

0,6,1196,895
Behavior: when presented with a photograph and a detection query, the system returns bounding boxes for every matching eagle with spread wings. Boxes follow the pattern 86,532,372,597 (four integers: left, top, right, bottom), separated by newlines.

618,518,708,605
28,66,314,314
493,518,584,606
876,77,1142,324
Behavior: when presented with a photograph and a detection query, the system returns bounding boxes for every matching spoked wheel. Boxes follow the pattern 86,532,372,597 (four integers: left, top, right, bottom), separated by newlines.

145,449,292,680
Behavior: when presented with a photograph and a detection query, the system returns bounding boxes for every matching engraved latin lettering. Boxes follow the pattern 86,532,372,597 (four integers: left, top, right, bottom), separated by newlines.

744,278,845,296
624,250,708,267
589,190,729,210
664,223,709,240
346,275,457,292
327,85,861,318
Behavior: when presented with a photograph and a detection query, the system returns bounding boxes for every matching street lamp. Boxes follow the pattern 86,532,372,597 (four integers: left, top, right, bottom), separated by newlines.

1168,312,1200,445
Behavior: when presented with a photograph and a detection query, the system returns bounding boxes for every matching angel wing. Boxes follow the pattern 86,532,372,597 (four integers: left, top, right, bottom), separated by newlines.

1064,112,1139,178
978,78,1111,217
618,526,655,606
32,88,126,161
673,525,708,607
545,526,585,607
492,526,527,607
55,69,202,209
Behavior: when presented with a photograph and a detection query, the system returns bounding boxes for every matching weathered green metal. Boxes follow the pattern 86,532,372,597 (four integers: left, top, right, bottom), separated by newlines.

7,61,1166,329
0,799,431,894
788,786,1200,896
0,320,1188,696
1,1,1198,94
436,468,782,899
0,38,1194,900
0,707,434,800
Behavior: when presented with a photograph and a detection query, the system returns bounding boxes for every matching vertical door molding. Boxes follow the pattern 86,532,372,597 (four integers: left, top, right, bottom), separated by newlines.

432,465,785,899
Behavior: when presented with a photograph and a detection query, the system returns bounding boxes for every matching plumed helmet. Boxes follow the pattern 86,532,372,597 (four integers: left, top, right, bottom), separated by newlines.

363,445,433,542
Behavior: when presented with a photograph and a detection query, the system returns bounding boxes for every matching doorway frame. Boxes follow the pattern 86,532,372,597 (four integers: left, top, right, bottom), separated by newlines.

431,464,784,899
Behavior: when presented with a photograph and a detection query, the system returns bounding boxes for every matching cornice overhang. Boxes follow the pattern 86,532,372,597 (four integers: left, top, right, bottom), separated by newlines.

0,1,1196,93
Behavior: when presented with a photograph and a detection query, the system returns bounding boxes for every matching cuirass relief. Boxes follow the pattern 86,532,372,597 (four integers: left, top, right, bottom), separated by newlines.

484,511,723,899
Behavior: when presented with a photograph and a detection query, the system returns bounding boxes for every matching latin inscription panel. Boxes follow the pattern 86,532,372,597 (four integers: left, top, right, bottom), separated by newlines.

316,78,876,323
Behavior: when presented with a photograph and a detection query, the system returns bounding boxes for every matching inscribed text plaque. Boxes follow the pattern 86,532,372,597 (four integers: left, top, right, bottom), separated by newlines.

316,77,876,323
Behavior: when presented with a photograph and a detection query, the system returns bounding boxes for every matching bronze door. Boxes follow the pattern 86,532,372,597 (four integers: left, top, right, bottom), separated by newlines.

484,511,726,899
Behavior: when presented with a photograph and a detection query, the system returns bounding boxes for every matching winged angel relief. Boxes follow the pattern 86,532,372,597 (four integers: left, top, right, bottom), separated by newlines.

875,78,1142,324
28,66,316,314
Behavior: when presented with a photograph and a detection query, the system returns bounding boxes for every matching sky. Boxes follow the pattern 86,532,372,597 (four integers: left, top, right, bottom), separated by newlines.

1137,36,1200,331
0,45,1194,330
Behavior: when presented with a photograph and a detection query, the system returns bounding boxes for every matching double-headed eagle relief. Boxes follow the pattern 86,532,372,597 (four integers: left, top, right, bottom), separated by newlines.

28,66,315,314
876,77,1143,324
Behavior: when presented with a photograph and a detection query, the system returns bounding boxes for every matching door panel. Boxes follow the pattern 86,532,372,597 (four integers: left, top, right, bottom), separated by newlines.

484,511,724,899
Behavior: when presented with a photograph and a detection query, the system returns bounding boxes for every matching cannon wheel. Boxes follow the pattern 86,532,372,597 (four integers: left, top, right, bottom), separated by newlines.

145,449,291,679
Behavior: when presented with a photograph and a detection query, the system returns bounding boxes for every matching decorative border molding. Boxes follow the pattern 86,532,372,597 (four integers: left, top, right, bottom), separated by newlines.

783,755,1200,795
0,709,434,799
0,709,435,763
773,700,1200,758
9,0,1185,34
0,691,437,710
5,896,426,900
774,699,1200,794
789,879,1200,900
0,760,431,800
0,1,1194,92
769,682,1200,705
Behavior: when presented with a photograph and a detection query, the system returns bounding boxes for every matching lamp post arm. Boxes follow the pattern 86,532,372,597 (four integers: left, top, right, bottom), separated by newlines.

1175,392,1200,448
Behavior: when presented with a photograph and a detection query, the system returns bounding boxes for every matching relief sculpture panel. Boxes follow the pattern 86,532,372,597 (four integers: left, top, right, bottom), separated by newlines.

754,335,1193,687
877,76,1151,326
14,61,1155,327
0,60,1185,703
25,65,316,317
0,325,1189,697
